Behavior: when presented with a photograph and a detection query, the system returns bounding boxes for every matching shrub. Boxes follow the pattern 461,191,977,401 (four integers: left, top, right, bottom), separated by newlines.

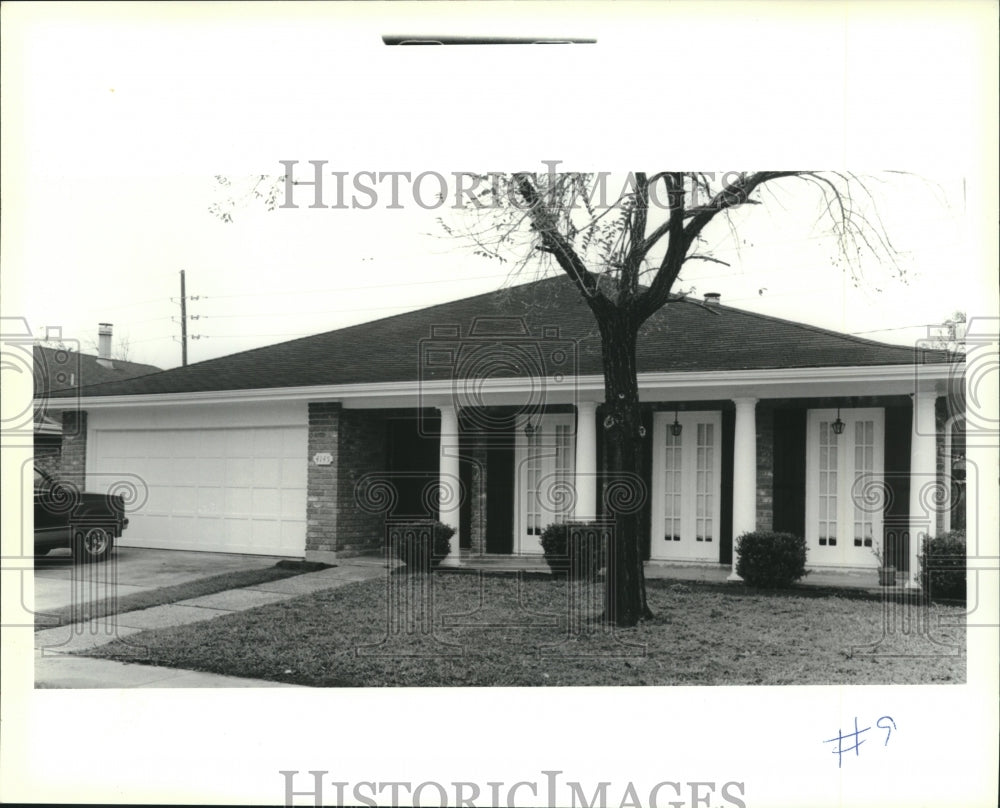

735,531,809,588
389,521,455,572
540,521,607,581
919,529,966,601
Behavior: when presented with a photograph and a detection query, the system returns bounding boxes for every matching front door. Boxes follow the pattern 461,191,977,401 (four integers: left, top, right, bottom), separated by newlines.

514,414,575,554
805,408,885,567
650,411,723,561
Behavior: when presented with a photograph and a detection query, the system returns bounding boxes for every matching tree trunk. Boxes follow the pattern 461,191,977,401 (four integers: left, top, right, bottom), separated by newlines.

598,311,652,627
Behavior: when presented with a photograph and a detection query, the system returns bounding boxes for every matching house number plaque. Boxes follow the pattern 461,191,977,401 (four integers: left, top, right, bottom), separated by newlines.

313,452,333,466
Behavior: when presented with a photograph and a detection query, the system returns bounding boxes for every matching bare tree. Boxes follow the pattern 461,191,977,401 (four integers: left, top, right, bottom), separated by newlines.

448,170,901,626
211,168,902,627
930,310,967,354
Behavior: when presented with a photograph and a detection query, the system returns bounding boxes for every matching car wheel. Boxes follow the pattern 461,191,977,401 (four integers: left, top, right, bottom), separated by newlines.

74,527,113,563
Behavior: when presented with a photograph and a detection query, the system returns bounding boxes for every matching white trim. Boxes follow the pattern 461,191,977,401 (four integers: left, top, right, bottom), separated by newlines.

41,363,959,411
731,397,759,540
907,393,938,588
438,405,462,566
574,402,599,520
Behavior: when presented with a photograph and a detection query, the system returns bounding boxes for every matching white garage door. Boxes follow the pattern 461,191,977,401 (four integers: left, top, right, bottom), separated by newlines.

90,426,307,556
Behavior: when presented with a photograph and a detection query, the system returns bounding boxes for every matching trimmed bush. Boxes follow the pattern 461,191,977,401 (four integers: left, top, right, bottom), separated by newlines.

735,531,809,588
389,521,455,572
540,521,606,581
919,529,966,602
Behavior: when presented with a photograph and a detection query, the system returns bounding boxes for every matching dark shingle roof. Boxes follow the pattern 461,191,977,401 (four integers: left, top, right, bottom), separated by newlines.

54,275,952,399
33,345,161,397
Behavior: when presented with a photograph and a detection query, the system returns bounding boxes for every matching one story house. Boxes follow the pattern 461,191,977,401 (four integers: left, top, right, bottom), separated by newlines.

40,277,965,587
33,324,161,477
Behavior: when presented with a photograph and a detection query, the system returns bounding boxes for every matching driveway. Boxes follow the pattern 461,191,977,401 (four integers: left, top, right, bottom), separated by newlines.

33,546,295,615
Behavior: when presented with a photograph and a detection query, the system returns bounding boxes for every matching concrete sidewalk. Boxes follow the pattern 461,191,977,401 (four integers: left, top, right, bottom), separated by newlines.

34,557,393,688
642,561,914,594
450,553,912,595
33,547,291,614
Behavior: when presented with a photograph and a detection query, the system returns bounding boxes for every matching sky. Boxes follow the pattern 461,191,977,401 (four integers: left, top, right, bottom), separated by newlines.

9,169,978,371
2,3,993,373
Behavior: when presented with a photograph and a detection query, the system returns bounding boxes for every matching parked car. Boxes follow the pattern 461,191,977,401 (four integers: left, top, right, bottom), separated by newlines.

34,467,128,562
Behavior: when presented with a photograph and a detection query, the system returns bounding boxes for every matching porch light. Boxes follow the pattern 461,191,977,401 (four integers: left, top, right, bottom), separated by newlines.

952,454,966,483
670,409,683,437
524,420,537,437
832,408,845,436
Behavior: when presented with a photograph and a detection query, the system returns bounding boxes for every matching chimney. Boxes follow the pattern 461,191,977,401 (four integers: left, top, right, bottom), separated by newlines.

703,292,721,306
97,323,114,368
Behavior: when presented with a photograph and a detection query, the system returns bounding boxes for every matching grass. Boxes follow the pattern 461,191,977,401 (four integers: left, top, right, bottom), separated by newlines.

36,560,331,629
84,572,966,686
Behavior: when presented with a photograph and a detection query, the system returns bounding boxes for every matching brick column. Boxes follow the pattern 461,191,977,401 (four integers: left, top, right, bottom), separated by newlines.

467,428,488,555
934,397,948,536
306,403,341,562
61,410,88,489
755,403,774,531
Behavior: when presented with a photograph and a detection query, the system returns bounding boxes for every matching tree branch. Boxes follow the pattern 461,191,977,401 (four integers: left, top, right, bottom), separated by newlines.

513,174,611,318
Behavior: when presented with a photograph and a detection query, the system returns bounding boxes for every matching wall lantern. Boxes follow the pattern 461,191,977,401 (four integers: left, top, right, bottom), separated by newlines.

951,454,966,483
670,408,683,437
831,407,846,436
524,419,537,438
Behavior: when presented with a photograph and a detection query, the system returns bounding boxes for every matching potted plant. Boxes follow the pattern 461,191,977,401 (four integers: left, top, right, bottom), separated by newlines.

871,544,896,586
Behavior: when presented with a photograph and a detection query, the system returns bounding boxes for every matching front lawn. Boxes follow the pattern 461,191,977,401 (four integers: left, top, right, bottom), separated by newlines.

85,573,966,686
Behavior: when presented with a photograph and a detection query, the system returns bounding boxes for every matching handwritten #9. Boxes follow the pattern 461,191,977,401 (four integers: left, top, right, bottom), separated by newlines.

823,716,896,768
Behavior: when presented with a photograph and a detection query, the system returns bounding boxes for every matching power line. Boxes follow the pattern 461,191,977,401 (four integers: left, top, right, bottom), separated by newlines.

198,303,428,319
193,333,317,340
69,296,167,314
850,323,939,335
201,271,511,301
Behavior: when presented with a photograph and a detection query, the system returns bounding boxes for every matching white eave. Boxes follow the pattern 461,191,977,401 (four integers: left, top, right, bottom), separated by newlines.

36,363,962,411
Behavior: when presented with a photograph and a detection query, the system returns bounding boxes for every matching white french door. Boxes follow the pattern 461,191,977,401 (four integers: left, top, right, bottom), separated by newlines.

514,414,576,554
805,408,885,567
650,411,723,561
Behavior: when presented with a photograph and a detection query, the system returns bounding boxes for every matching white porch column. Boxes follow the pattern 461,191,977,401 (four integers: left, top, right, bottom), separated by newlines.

438,404,462,567
729,397,758,581
906,392,937,588
574,401,599,520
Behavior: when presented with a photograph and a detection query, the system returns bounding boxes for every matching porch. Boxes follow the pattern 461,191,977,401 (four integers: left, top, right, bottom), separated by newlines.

305,367,962,592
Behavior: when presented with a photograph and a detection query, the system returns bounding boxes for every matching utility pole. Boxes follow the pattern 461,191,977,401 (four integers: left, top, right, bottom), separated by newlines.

173,270,200,366
180,269,188,366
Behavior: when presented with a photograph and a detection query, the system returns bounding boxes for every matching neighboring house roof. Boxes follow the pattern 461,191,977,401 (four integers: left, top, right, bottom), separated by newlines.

50,275,956,399
34,345,161,398
35,413,63,437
